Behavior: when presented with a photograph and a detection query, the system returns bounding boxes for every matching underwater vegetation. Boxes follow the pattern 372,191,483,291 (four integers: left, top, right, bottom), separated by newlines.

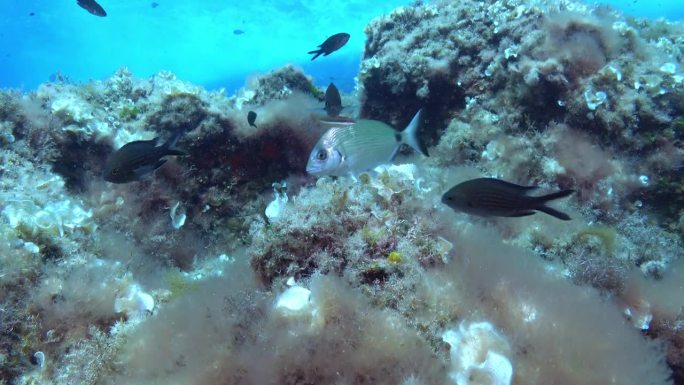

0,0,683,384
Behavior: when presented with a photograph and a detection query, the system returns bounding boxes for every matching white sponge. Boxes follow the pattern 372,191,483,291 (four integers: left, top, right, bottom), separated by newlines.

114,284,155,319
442,321,513,385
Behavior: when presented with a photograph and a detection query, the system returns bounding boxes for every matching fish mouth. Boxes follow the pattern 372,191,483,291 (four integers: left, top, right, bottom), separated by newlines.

305,159,328,175
305,163,322,175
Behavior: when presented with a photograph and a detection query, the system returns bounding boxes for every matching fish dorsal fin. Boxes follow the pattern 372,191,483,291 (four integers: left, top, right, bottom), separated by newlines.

489,178,537,194
161,131,188,156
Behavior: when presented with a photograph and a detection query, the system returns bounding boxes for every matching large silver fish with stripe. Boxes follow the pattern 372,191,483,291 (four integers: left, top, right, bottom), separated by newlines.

306,109,428,176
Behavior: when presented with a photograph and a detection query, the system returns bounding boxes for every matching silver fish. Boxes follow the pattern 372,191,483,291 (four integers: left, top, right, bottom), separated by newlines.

442,178,574,220
306,109,428,176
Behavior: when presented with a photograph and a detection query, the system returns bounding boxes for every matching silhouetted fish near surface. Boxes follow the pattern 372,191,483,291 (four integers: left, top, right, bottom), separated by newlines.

104,133,187,183
233,29,245,35
77,0,107,17
247,111,257,128
151,2,159,8
308,33,350,61
324,82,343,117
49,71,71,83
306,109,428,176
442,178,574,220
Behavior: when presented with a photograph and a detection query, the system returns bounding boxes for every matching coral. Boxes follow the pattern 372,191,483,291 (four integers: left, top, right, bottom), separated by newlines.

360,0,684,222
108,267,445,385
48,93,95,125
387,250,403,264
50,325,123,385
146,93,207,133
567,250,629,295
232,64,322,107
0,238,41,382
433,223,672,385
541,11,622,82
33,257,134,334
550,125,617,203
575,225,617,255
442,321,513,385
248,164,447,287
0,166,97,242
113,284,155,319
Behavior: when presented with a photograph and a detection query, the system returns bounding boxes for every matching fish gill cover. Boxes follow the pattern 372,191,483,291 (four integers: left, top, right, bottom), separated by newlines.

0,1,684,385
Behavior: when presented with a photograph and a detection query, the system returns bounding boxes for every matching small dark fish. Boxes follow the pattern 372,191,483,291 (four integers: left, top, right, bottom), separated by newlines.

29,12,35,16
151,2,159,8
247,111,257,128
104,133,187,183
324,82,343,117
77,0,107,17
308,33,350,61
442,178,574,220
233,29,245,35
49,71,71,83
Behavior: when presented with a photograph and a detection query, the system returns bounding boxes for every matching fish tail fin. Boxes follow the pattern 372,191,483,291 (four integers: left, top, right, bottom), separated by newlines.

534,189,575,220
162,131,189,156
401,109,429,157
308,50,323,61
538,189,575,202
536,205,572,221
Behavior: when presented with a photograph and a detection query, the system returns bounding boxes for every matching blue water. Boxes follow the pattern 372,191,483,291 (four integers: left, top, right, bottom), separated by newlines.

1,0,683,93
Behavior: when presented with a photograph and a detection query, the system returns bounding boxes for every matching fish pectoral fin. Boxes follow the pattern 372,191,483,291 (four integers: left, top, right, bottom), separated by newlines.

153,159,168,169
166,148,188,156
496,179,538,192
388,145,402,162
133,160,166,178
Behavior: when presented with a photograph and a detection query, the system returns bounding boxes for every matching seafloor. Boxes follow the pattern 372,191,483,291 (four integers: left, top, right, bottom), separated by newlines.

1,0,683,384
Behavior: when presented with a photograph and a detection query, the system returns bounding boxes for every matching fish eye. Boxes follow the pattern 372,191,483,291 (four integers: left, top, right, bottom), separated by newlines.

316,149,328,161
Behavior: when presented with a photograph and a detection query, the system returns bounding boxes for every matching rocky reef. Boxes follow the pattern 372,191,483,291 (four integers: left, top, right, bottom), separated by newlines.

0,0,683,384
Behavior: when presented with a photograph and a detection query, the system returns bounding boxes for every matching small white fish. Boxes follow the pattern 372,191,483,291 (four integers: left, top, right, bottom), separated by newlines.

306,109,428,176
